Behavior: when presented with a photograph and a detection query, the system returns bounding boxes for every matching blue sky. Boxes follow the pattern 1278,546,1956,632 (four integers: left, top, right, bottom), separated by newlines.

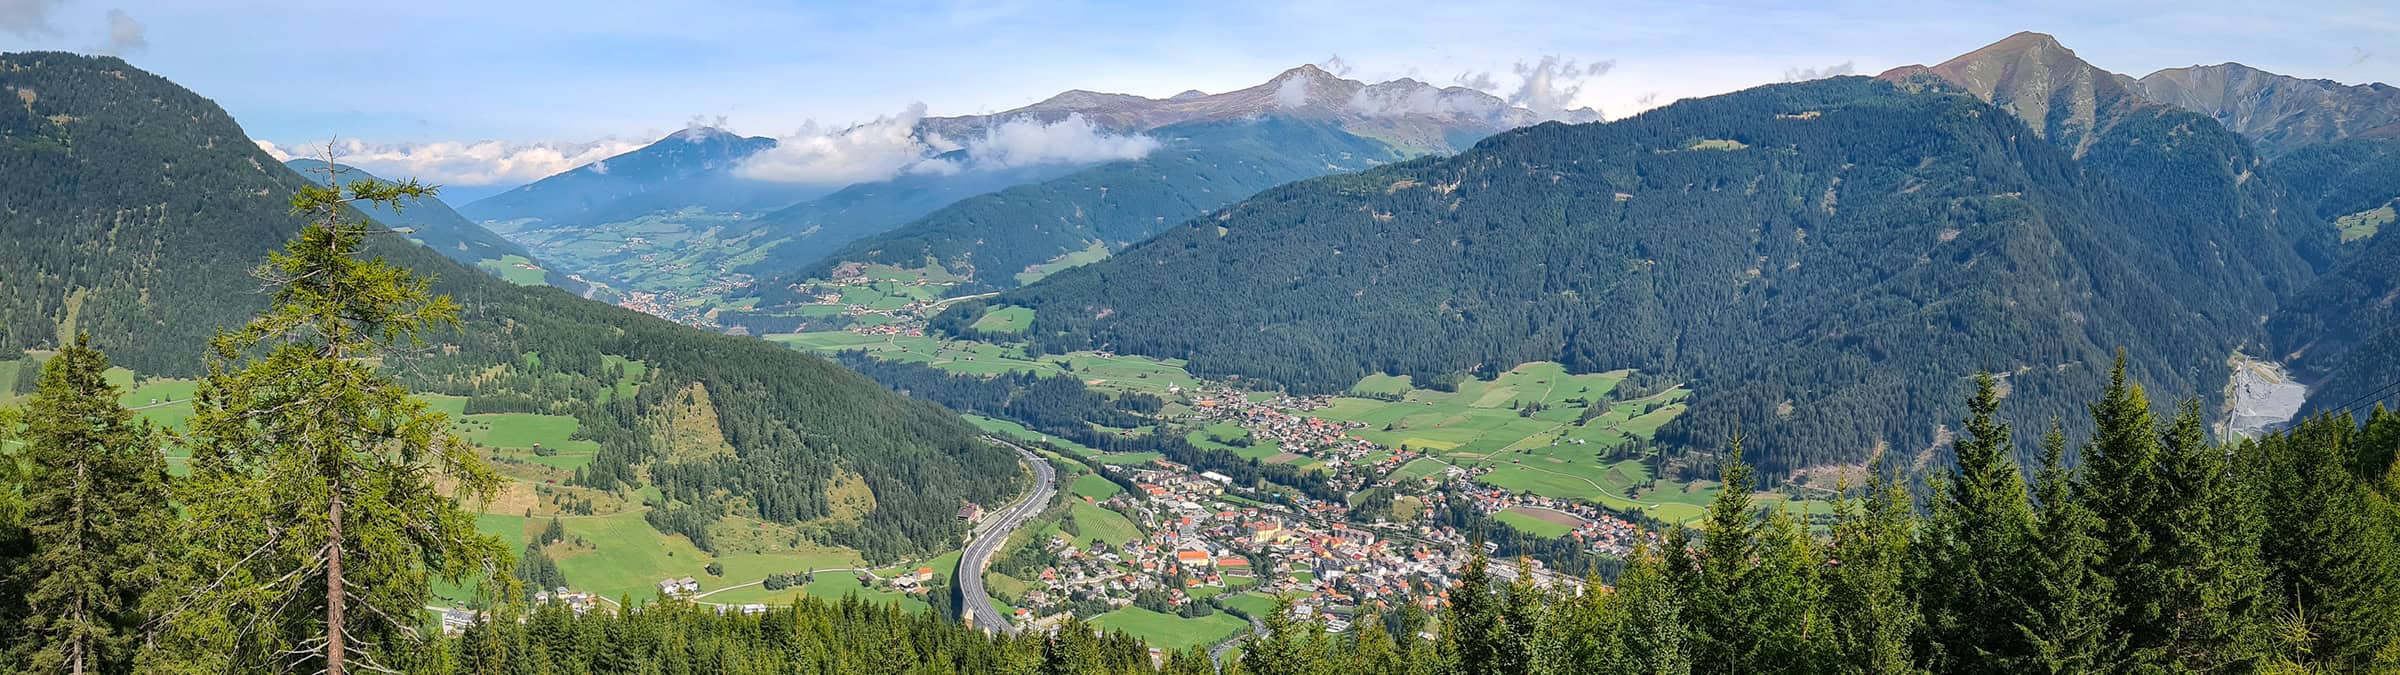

4,0,2396,186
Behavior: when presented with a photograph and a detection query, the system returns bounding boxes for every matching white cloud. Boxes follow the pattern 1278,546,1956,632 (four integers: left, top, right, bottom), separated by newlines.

1275,76,1313,109
255,137,645,186
1509,56,1613,121
0,0,65,38
734,103,940,185
737,105,1154,185
1320,54,1354,77
964,113,1157,169
1783,61,1856,82
99,8,144,55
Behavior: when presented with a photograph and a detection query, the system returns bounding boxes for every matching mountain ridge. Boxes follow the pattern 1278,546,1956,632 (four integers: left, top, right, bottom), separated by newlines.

978,75,2299,472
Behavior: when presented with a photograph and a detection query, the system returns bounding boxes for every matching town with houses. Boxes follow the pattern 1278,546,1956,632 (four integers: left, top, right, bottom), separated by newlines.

581,276,1674,644
979,385,1664,636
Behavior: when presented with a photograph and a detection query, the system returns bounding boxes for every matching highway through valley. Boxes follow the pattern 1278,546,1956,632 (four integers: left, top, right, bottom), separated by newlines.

959,438,1055,634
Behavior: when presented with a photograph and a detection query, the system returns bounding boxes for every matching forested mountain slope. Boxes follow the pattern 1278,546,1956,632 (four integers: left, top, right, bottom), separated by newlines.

749,116,1411,309
0,51,1016,559
1881,32,2335,277
460,126,807,229
984,77,2287,473
285,158,586,291
2267,138,2400,243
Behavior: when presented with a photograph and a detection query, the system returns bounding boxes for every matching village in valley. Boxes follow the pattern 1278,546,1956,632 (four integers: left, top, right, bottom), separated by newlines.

594,272,1825,650
966,383,1676,640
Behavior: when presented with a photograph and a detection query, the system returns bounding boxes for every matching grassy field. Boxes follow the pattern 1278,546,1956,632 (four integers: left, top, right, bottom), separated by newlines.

969,306,1036,334
1055,502,1142,549
1015,241,1112,286
1494,507,1583,538
1300,362,1779,522
454,413,600,454
2337,201,2396,242
503,510,867,602
769,330,1203,398
1088,607,1249,650
476,254,551,286
1071,473,1124,501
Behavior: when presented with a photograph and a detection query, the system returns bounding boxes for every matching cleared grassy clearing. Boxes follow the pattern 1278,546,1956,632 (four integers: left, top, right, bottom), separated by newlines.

1088,607,1248,650
970,305,1036,334
476,254,550,285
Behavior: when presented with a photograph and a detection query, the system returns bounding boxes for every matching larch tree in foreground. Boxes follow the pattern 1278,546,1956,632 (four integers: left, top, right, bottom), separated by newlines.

174,165,509,674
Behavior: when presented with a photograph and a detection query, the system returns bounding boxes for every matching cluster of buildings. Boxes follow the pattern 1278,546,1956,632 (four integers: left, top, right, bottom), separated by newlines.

656,576,702,596
994,457,1587,635
532,587,606,614
1436,483,1648,557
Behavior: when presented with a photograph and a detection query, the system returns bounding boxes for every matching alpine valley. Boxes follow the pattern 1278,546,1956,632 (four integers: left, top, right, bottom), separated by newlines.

3,17,2400,675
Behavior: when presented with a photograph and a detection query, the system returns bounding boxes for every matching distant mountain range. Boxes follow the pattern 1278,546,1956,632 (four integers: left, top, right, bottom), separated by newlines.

460,126,799,230
285,158,586,292
461,64,1589,324
971,33,2400,471
916,64,1593,152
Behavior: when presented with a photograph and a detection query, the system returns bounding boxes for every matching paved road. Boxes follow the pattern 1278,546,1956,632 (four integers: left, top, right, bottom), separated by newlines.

1208,616,1267,665
959,437,1055,634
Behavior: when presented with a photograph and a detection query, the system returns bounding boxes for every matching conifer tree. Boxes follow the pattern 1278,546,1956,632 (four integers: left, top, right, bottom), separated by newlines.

7,337,173,674
1607,543,1692,675
2022,422,2117,673
2243,413,2400,671
1673,448,1761,673
1494,556,1543,674
1917,373,2040,672
1349,608,1404,674
1443,548,1508,674
2149,400,2267,670
174,172,509,674
1826,466,1922,674
1741,508,1831,673
1244,595,1312,675
2080,354,2168,666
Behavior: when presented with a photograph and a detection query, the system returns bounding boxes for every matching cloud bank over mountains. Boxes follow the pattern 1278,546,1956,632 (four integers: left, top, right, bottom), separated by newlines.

734,107,1159,185
255,137,647,187
277,55,1608,189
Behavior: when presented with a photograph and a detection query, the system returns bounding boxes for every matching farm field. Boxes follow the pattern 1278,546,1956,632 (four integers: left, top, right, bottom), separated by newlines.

769,330,1202,398
969,305,1036,333
1088,607,1249,650
1493,506,1584,538
1301,362,1810,524
1014,241,1112,286
488,509,871,602
1047,501,1141,549
1071,473,1124,501
475,254,550,286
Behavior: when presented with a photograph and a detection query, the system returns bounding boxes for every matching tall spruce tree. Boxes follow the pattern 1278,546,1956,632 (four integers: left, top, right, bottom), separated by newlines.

1741,508,1832,673
0,404,27,664
1917,373,2041,672
2080,354,2170,667
1826,466,1922,674
1607,544,1693,675
174,171,509,674
1672,448,1761,674
2150,400,2267,671
2242,413,2400,671
6,337,173,674
2022,422,2118,673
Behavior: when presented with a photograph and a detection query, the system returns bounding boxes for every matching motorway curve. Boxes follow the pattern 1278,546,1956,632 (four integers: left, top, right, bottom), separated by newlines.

959,437,1055,634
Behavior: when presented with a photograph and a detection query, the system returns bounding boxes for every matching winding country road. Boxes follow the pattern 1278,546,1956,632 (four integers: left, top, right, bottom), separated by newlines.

959,437,1055,634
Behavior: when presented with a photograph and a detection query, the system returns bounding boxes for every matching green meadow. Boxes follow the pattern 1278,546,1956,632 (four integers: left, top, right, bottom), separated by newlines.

1088,607,1248,650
